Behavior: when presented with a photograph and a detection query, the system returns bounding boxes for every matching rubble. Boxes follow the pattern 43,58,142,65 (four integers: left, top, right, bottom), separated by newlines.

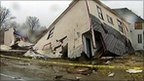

105,60,111,65
0,45,11,50
18,40,33,47
108,72,115,77
24,50,48,59
1,52,144,81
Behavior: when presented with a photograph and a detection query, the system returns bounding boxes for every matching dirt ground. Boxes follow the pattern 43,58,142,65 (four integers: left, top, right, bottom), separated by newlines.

0,51,144,81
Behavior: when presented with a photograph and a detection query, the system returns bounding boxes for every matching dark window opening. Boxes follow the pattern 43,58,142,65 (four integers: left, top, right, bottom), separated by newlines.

117,19,123,33
47,27,54,39
107,15,113,25
97,6,104,20
135,22,142,29
138,34,142,43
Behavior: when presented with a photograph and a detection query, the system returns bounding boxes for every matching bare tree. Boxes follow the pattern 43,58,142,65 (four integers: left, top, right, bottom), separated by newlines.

10,21,19,29
0,7,15,29
25,16,40,31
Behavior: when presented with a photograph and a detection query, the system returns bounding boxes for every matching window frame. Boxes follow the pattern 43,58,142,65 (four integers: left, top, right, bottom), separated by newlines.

117,19,123,33
106,15,113,25
47,27,54,39
96,6,104,20
138,34,142,43
135,22,142,29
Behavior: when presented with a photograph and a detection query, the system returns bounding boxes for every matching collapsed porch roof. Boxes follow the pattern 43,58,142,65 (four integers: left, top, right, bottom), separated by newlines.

90,14,134,55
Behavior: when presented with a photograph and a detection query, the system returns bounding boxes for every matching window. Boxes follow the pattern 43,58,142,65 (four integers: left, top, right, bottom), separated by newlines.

107,15,113,25
138,34,142,43
117,19,123,33
47,27,54,39
97,6,104,20
135,22,142,29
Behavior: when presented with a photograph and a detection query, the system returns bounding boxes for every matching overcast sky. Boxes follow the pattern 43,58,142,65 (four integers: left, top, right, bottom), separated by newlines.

1,0,143,27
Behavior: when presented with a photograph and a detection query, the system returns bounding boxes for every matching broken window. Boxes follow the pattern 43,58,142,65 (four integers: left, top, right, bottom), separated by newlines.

97,6,104,20
135,22,142,29
117,19,123,33
138,34,142,43
107,15,113,25
47,27,54,39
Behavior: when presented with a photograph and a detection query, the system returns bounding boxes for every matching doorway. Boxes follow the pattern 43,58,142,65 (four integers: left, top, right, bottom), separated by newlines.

83,32,94,58
85,38,92,58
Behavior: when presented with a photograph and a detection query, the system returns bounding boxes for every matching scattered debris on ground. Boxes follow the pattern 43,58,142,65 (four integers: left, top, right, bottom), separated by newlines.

67,66,92,75
126,69,143,74
0,51,144,81
108,72,115,77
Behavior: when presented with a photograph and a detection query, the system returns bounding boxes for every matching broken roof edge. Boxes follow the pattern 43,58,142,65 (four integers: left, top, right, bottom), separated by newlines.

33,29,48,44
112,8,144,22
32,0,78,44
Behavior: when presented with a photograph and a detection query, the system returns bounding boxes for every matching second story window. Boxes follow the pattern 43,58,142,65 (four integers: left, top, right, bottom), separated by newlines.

135,22,142,29
107,15,113,25
47,27,54,39
97,6,104,20
138,34,142,43
117,19,123,33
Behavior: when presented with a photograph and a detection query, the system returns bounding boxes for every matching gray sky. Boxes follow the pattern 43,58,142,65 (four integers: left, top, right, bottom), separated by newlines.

1,0,143,27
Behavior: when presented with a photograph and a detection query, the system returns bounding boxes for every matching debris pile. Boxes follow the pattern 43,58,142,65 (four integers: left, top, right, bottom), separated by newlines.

24,50,49,59
0,45,11,50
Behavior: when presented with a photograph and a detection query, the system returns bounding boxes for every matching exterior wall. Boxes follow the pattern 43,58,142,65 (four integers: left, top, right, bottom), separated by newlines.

34,1,90,58
4,28,15,46
130,23,144,50
88,0,131,40
131,30,144,50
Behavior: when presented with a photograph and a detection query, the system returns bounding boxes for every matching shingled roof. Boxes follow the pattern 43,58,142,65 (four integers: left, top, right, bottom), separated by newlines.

113,8,144,23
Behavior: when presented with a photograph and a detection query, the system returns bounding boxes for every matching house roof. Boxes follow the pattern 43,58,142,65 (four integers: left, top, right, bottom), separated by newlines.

113,8,144,23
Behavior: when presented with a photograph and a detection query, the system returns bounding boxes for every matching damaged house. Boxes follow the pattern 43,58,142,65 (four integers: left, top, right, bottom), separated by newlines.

0,27,33,50
34,0,134,59
113,8,144,50
0,27,15,46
